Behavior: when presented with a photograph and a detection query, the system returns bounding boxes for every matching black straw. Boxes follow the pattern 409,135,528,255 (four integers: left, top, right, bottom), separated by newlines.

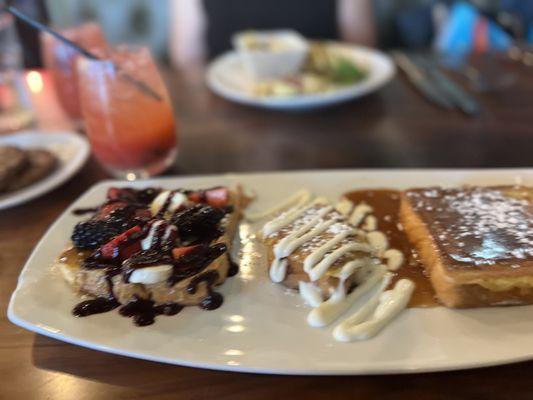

5,5,99,60
3,5,163,102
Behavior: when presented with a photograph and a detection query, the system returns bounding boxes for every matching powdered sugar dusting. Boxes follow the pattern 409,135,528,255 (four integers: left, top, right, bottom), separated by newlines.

409,187,533,265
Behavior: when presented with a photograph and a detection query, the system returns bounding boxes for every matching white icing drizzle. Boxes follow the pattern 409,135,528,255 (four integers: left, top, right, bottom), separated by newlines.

246,189,311,222
333,279,415,341
367,231,389,256
274,206,334,258
262,197,327,237
269,258,289,283
162,225,177,241
335,197,354,216
383,248,404,271
349,202,373,227
298,281,324,307
141,220,165,250
362,215,378,231
303,229,356,273
338,258,371,281
307,266,387,327
308,242,373,282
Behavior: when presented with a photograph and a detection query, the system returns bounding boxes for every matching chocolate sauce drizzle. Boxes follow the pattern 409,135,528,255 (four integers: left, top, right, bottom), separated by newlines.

227,254,239,277
72,297,119,317
71,186,239,326
119,296,184,326
72,261,122,317
155,189,179,219
187,270,224,310
72,207,99,216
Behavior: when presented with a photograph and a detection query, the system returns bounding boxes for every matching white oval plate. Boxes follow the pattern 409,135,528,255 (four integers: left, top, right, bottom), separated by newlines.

7,169,533,375
0,130,90,210
206,43,395,110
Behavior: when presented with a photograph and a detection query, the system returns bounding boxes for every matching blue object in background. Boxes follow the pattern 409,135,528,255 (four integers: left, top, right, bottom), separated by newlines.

500,0,533,43
436,1,513,55
488,19,513,50
436,2,477,56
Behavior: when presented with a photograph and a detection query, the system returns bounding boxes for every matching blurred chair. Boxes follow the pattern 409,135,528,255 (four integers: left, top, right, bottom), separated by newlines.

169,0,376,67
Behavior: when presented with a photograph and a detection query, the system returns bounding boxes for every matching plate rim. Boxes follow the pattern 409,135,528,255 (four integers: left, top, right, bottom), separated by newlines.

205,43,396,109
8,168,533,375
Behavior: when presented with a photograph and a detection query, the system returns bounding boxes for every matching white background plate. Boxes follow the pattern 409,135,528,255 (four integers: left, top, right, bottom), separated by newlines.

8,169,533,375
0,130,90,210
206,43,395,110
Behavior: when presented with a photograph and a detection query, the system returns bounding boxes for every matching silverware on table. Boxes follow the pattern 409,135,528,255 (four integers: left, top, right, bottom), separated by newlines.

414,55,481,116
394,51,482,116
393,51,454,110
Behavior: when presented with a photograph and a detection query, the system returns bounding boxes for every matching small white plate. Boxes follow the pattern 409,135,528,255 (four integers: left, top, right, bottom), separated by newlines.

206,43,395,110
0,130,90,210
8,169,533,375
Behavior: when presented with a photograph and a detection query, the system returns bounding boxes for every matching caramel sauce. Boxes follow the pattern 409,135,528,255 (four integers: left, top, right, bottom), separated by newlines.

343,189,438,307
59,247,92,266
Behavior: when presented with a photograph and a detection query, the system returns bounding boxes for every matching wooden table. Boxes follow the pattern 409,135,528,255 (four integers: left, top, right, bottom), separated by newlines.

1,62,533,400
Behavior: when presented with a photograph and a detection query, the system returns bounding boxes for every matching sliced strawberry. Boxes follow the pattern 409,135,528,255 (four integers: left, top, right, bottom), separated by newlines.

205,187,229,208
134,208,152,219
187,187,229,208
107,187,131,201
187,191,204,204
96,202,128,220
172,245,201,259
120,241,142,260
100,225,142,260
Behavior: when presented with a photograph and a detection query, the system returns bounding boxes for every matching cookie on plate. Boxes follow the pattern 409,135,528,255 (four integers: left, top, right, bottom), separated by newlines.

5,149,57,192
0,146,29,192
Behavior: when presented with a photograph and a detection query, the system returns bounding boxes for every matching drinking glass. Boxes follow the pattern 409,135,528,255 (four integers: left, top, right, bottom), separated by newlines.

0,12,34,133
41,22,107,120
77,46,178,179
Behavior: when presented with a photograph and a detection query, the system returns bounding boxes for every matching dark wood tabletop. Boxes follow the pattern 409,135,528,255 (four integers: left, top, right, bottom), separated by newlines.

1,60,533,400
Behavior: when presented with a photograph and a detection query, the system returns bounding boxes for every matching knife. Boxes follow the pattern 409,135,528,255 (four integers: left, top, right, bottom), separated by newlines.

414,55,481,116
393,52,454,110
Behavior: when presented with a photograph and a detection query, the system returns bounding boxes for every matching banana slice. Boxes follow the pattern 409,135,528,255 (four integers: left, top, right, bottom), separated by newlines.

128,264,173,284
150,191,188,218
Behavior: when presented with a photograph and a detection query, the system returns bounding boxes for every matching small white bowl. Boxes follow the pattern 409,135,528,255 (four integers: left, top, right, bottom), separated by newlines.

232,30,309,81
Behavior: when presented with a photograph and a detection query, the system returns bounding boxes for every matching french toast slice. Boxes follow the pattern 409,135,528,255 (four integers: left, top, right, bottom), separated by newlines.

400,185,533,308
260,198,378,301
55,186,244,309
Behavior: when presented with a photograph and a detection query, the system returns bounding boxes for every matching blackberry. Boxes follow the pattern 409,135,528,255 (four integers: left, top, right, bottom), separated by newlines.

105,206,137,229
172,205,225,242
71,220,123,249
135,188,161,204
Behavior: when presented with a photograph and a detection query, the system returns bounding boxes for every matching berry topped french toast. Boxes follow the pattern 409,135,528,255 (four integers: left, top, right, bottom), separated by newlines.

56,185,245,326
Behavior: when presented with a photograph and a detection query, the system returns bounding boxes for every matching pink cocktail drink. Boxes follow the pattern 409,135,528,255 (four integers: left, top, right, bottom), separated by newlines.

41,22,106,119
77,46,177,179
